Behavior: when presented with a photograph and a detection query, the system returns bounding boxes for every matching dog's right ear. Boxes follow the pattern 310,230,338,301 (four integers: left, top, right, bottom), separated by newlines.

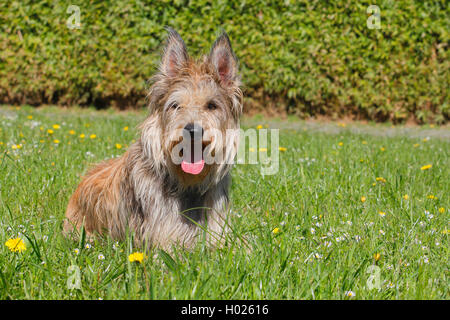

160,27,189,77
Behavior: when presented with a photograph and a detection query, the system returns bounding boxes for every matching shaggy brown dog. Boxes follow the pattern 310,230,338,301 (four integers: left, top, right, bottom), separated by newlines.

64,28,243,249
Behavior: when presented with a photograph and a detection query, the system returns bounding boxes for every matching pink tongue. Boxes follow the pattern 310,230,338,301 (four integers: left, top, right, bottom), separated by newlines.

181,159,205,175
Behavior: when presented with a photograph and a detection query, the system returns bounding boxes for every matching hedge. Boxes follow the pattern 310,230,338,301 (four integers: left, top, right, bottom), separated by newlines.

1,0,448,123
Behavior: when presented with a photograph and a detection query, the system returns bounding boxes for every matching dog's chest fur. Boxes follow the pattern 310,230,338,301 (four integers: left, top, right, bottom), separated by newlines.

119,143,230,248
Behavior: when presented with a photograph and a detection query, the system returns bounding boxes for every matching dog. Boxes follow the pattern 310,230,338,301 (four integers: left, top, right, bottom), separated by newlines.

64,28,243,250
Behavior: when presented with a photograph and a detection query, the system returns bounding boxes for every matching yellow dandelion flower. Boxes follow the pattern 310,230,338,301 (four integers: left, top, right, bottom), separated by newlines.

128,252,145,263
442,229,449,235
52,124,60,130
373,253,381,261
69,130,76,135
259,147,267,152
279,147,287,152
115,144,122,149
427,195,437,200
378,211,386,217
12,144,22,150
338,123,347,128
421,164,432,170
438,207,445,214
79,134,85,139
123,126,129,131
5,238,26,253
256,125,263,130
413,143,420,148
380,147,385,151
338,142,343,146
361,196,366,203
362,141,368,145
272,227,280,234
27,115,33,119
90,134,96,139
53,139,60,144
376,177,386,183
51,162,55,166
47,129,54,134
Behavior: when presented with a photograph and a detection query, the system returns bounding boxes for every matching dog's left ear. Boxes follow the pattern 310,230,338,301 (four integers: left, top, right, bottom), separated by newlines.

209,31,239,87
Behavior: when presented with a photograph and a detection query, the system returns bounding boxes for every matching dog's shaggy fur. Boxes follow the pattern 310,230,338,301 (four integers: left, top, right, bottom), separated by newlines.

64,28,243,249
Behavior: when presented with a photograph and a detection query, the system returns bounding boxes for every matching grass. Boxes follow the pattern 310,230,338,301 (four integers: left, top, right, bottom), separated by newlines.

0,105,448,300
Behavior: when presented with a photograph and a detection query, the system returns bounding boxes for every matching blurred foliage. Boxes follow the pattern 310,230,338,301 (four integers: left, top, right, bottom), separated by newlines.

0,0,448,123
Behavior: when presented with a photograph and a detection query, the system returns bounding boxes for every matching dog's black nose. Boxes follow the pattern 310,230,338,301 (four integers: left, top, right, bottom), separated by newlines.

184,123,204,138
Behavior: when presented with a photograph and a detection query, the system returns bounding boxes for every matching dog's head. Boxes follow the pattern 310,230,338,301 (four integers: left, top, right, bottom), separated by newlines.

141,28,243,191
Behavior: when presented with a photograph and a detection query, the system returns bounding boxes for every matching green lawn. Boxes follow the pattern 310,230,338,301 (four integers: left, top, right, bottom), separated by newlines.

0,105,448,299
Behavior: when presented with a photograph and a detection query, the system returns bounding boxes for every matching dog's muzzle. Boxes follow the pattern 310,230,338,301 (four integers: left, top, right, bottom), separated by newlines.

181,123,205,175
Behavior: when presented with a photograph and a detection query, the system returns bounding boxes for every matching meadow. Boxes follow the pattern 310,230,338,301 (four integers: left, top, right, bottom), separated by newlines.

0,105,448,299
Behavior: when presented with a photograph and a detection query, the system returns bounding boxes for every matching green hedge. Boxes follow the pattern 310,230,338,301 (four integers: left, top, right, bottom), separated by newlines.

1,1,448,123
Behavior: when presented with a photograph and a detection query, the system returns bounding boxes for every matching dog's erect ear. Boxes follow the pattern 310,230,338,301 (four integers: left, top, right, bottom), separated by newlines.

161,27,189,77
209,31,239,86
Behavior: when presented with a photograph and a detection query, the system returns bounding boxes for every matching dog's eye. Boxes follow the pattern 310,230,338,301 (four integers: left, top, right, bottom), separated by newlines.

169,102,179,110
207,102,217,110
